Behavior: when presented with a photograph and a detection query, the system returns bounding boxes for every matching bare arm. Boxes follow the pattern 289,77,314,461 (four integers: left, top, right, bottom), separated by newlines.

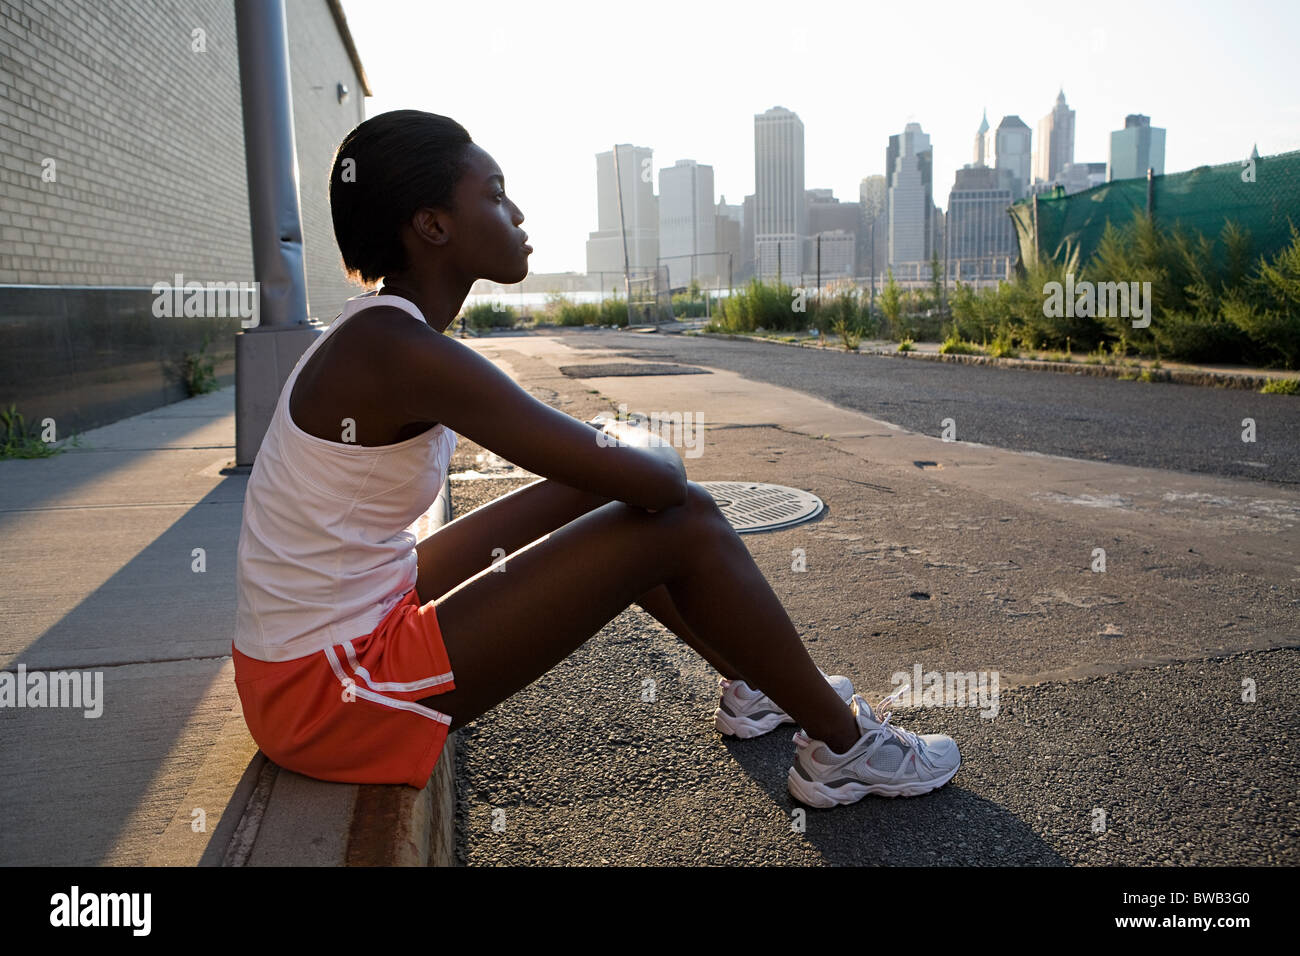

385,314,688,512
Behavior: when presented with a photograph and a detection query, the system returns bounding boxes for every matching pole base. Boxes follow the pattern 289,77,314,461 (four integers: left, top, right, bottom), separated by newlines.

235,322,324,466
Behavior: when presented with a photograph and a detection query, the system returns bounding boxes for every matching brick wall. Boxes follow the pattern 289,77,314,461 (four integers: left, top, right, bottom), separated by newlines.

0,0,373,432
0,0,367,319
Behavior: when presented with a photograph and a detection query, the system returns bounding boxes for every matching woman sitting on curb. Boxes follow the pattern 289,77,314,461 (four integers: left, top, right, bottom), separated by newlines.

230,109,960,809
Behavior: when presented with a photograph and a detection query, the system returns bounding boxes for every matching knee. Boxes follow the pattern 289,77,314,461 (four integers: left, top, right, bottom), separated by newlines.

633,481,723,527
684,480,717,508
677,480,726,523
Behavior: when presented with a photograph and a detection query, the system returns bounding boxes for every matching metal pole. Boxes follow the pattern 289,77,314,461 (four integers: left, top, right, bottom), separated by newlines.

233,0,319,466
612,145,633,326
1146,166,1154,219
942,211,949,315
869,220,875,311
1031,191,1039,268
816,233,821,298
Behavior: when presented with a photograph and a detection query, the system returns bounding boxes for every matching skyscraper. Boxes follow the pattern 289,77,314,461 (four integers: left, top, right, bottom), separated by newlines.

886,122,933,267
1034,90,1075,185
946,164,1018,281
974,109,990,165
986,115,1032,200
658,159,715,288
586,144,658,277
754,106,805,280
1108,114,1166,181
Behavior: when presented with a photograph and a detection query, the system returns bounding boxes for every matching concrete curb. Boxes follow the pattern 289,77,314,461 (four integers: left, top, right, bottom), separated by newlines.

216,476,458,867
694,331,1297,392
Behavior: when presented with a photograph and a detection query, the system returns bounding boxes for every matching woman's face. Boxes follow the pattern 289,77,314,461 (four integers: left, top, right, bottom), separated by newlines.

447,142,531,284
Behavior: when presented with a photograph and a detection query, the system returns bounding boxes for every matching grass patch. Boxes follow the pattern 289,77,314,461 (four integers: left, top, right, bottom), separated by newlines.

1261,378,1300,395
180,332,222,396
834,317,862,351
988,328,1019,359
1,404,81,459
897,338,915,353
938,332,981,355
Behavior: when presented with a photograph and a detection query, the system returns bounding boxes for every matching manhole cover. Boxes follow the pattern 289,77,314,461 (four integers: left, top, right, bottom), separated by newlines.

698,481,824,533
558,363,710,377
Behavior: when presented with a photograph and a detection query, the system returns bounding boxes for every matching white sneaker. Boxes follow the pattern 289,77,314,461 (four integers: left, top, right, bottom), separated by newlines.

787,690,961,807
715,667,855,739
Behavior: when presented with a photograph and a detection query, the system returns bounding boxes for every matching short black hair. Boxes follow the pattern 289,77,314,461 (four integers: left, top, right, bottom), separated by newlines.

329,110,474,285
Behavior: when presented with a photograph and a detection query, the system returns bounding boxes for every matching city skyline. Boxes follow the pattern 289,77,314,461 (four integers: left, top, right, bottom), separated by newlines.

341,0,1300,275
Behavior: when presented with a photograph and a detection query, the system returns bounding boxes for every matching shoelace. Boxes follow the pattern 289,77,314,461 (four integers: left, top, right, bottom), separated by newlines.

719,677,756,702
865,685,933,767
791,684,925,757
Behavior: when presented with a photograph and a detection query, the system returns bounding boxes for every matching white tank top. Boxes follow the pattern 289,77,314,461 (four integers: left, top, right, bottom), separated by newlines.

234,291,458,663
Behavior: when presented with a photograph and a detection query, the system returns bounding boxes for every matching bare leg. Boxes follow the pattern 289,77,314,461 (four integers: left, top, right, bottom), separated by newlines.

419,482,860,753
415,477,746,684
634,584,744,682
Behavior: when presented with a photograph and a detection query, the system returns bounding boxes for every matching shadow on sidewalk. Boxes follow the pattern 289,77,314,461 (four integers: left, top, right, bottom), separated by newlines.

1,473,246,865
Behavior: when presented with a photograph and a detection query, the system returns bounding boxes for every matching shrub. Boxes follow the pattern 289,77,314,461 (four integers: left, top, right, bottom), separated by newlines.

462,301,516,330
1261,377,1299,395
939,329,981,355
1,404,79,458
181,331,220,396
988,324,1019,358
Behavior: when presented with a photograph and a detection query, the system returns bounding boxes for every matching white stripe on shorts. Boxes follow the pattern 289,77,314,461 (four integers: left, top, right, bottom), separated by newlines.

325,646,451,726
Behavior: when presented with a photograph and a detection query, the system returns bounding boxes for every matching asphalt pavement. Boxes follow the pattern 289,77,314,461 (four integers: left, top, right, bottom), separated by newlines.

448,329,1299,865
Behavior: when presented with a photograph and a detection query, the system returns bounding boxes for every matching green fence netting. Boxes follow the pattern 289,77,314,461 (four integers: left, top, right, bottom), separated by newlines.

1011,149,1300,270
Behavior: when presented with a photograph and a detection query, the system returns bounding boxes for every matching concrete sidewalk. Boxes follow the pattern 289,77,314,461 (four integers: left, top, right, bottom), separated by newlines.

1,390,255,865
0,388,463,866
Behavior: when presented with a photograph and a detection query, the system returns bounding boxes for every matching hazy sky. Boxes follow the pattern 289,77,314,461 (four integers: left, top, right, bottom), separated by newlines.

339,0,1300,275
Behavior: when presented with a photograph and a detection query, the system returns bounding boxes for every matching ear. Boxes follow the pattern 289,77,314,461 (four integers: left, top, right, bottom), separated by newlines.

409,207,452,247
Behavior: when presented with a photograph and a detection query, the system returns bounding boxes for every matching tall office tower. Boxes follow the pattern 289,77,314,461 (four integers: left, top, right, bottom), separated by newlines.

974,109,990,165
658,159,716,288
586,144,659,278
1108,114,1166,181
985,115,1032,200
946,164,1018,281
1034,89,1075,185
859,174,887,277
886,122,933,267
754,106,805,280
